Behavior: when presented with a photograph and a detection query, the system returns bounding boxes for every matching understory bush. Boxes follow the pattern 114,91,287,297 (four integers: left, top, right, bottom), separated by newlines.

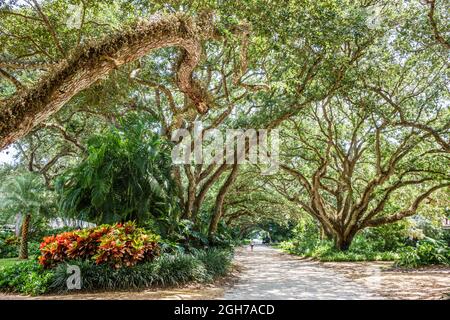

0,248,233,295
39,222,160,268
51,260,159,292
286,219,321,256
278,219,408,262
192,248,233,278
279,218,450,265
0,260,55,295
279,239,399,262
154,253,209,286
0,231,19,258
50,248,233,293
0,231,40,258
396,238,450,268
313,241,399,262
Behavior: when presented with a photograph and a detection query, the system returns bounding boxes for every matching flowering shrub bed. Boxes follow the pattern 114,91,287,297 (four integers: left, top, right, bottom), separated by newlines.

39,222,160,268
0,248,233,295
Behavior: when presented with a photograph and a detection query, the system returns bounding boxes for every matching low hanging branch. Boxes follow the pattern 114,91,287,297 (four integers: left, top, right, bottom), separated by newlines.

0,12,222,150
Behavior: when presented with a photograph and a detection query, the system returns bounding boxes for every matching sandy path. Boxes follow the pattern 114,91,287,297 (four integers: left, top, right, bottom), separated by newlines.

222,246,382,300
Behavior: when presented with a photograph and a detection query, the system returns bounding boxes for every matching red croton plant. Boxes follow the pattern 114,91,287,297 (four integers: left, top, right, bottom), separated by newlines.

39,222,160,269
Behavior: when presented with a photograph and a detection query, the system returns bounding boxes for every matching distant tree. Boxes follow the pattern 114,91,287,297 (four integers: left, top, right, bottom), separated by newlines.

276,98,449,250
0,173,49,259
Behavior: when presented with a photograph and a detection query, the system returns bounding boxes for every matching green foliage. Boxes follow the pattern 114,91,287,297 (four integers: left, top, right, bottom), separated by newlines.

0,173,55,224
50,248,233,292
410,215,449,242
280,218,450,265
56,116,178,225
0,248,233,295
279,219,404,261
289,218,321,256
153,214,236,249
0,259,55,295
155,253,208,286
167,218,209,248
0,230,41,258
158,239,186,254
441,230,450,247
28,241,41,257
279,239,400,262
0,0,449,278
253,221,295,243
39,222,160,268
51,259,158,292
0,231,19,258
208,220,236,248
314,241,400,262
192,248,233,278
362,222,409,252
396,238,450,268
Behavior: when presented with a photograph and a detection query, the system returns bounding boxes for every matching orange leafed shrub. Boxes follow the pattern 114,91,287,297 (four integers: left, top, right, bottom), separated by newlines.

38,222,159,269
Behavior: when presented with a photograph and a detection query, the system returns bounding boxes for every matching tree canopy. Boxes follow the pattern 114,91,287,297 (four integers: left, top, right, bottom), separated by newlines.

0,0,448,250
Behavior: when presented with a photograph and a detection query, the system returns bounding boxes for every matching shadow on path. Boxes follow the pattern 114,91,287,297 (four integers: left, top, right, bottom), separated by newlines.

223,245,383,300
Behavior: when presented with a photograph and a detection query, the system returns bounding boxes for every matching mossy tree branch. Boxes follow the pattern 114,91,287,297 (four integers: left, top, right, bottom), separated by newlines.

0,13,221,150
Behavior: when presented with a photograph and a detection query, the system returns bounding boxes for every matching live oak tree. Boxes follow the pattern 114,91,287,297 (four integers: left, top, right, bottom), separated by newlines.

276,98,449,250
251,0,449,249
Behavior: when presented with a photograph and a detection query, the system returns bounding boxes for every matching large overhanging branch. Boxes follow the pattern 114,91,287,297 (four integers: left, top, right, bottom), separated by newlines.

0,12,222,150
364,182,450,227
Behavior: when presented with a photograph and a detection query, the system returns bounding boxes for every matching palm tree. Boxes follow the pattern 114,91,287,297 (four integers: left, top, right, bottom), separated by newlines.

0,173,46,259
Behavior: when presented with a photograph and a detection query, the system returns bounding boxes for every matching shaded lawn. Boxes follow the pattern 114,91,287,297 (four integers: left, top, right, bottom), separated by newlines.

0,258,22,268
0,256,36,268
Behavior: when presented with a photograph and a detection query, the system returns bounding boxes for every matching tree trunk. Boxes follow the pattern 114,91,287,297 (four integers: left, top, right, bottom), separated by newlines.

320,224,334,241
334,233,354,251
19,214,31,259
15,213,22,237
208,164,239,241
191,163,229,222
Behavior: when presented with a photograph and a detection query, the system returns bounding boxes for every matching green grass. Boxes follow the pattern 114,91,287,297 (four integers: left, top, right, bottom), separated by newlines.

0,258,23,268
0,256,37,269
317,251,399,262
277,240,399,262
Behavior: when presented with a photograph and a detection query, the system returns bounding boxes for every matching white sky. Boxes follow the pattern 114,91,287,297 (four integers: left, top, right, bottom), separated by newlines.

0,146,17,165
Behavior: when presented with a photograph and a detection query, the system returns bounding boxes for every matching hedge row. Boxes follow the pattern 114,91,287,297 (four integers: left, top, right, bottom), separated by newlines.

0,248,233,295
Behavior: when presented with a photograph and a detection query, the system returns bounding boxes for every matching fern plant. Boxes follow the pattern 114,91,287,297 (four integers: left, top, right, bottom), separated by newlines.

56,115,178,226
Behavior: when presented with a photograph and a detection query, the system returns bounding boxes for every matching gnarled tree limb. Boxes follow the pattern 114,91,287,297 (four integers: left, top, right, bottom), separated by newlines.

0,13,221,150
